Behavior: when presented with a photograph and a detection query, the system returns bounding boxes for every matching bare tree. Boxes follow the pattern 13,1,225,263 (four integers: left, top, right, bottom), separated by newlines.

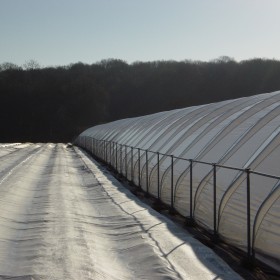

23,59,40,70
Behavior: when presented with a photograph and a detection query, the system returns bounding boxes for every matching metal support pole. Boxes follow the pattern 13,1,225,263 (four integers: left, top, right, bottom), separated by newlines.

101,140,103,159
213,163,217,235
95,139,97,156
146,150,149,194
105,140,107,162
110,141,112,166
116,142,118,172
125,145,128,178
246,168,252,260
131,147,134,182
103,140,105,160
100,140,102,159
106,141,108,163
138,148,141,186
111,141,113,166
120,145,123,175
157,152,160,199
171,155,174,210
112,142,114,167
189,159,193,219
101,140,103,160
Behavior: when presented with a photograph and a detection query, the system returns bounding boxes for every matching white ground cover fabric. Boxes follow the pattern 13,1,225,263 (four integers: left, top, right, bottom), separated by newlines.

0,143,242,279
77,90,280,271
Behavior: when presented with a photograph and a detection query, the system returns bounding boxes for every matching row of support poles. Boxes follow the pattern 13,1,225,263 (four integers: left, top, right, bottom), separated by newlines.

81,138,254,265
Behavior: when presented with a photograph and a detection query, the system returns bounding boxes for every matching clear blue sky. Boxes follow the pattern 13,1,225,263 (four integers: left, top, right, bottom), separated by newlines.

1,0,279,67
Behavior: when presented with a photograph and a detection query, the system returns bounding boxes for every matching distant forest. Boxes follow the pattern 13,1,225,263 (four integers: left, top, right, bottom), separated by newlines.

1,57,280,142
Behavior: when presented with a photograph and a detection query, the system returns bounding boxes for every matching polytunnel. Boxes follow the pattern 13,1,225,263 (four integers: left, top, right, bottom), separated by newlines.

76,90,280,271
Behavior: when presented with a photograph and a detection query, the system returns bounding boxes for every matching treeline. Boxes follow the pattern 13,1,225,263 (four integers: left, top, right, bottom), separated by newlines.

1,57,280,142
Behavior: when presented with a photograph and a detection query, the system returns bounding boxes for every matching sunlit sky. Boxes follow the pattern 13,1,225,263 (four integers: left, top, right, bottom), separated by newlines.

1,0,280,67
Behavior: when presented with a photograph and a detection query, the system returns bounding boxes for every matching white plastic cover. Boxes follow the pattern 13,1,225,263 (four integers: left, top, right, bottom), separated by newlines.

77,90,280,271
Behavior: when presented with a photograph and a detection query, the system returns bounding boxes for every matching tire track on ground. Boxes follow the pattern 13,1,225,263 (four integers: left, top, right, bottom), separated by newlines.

29,144,98,280
0,143,31,159
0,144,57,278
0,144,43,188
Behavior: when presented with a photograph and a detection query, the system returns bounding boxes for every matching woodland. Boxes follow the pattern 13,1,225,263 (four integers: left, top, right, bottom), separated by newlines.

1,57,280,142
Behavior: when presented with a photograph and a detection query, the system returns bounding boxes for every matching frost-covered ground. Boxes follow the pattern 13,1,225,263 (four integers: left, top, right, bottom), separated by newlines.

0,143,242,279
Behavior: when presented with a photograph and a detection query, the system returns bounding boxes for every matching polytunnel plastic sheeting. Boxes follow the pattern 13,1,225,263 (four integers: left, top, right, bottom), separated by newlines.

253,186,280,270
77,90,280,271
134,112,187,149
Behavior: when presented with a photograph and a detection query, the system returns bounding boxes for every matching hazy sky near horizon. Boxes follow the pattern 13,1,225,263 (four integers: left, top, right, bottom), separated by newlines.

0,0,279,67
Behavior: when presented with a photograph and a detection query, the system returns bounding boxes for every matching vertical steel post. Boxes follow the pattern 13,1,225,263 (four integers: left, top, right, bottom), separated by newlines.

213,163,217,235
106,141,108,163
103,140,105,161
157,152,160,199
100,140,102,159
131,147,134,182
246,168,252,260
102,140,104,160
111,141,113,166
116,142,118,172
146,150,149,194
138,148,141,187
114,142,117,169
125,145,128,178
189,159,193,219
104,140,106,162
171,155,174,210
95,139,97,156
112,142,114,167
120,144,123,175
110,141,112,166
